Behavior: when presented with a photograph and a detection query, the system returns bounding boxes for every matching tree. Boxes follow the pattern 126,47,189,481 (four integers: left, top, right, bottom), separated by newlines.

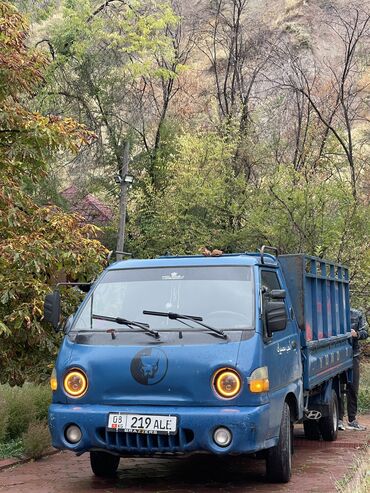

37,0,180,252
275,3,370,200
0,1,107,385
198,0,276,178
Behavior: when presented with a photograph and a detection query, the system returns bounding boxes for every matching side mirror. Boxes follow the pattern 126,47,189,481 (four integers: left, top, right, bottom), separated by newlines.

266,301,287,336
44,291,61,332
270,289,286,300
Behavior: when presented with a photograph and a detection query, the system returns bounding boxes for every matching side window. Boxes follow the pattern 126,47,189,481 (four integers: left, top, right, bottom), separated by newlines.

261,270,281,292
261,269,288,336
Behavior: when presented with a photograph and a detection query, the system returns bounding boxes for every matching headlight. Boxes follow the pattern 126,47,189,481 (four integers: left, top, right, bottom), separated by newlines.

50,367,57,391
213,368,241,399
248,366,269,393
63,369,88,398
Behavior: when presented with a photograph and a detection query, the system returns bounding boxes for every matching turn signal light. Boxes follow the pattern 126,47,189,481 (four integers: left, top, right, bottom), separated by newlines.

63,369,88,398
248,366,269,393
213,368,241,399
50,367,57,391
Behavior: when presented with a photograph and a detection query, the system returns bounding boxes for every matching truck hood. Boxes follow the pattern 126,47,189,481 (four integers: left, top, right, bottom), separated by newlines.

55,332,256,407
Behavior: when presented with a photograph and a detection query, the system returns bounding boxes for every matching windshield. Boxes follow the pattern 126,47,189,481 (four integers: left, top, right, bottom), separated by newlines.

73,266,254,332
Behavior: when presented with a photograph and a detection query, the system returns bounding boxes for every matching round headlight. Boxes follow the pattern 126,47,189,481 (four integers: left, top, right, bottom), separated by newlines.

213,368,241,399
63,369,88,398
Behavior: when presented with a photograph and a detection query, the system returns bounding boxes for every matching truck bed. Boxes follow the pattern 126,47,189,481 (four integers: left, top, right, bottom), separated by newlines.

279,254,352,390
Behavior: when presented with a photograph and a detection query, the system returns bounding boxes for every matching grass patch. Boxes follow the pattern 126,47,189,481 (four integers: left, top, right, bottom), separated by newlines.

358,359,370,414
0,439,24,459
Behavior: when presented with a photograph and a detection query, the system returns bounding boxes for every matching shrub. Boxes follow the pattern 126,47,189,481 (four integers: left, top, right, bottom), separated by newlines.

0,392,8,442
22,421,50,460
1,385,37,440
32,385,52,421
0,383,51,441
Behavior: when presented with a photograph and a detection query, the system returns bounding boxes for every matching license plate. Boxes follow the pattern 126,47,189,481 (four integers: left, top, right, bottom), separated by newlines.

107,413,177,435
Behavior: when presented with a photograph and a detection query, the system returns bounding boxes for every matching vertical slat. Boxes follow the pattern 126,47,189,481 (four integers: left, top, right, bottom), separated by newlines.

344,268,350,333
126,432,135,449
168,433,177,449
330,265,337,336
153,433,159,448
317,265,323,339
147,433,155,451
304,266,313,341
157,434,165,449
105,429,111,446
321,262,328,338
179,428,186,448
337,267,344,335
311,260,318,340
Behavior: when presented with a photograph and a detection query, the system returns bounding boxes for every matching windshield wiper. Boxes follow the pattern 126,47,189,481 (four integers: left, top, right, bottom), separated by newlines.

143,310,227,340
92,314,160,339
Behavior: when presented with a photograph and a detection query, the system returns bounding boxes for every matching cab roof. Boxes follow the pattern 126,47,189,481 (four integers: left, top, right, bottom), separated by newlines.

107,252,277,270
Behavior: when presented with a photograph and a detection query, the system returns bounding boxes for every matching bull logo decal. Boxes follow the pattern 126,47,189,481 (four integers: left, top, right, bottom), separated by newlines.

130,348,168,385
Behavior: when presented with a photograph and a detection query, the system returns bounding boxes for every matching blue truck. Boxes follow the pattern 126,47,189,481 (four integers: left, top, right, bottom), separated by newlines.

44,247,352,483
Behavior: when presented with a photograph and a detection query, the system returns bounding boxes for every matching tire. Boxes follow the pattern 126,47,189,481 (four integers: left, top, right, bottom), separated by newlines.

266,402,292,483
303,419,321,440
319,390,338,442
90,451,120,477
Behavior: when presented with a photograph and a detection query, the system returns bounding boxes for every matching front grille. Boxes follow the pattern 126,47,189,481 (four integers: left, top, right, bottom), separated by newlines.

98,427,194,454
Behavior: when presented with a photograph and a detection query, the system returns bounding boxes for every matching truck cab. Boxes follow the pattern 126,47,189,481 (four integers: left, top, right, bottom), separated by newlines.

45,249,352,483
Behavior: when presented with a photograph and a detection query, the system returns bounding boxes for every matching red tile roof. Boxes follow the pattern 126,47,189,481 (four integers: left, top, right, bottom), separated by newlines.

61,185,113,225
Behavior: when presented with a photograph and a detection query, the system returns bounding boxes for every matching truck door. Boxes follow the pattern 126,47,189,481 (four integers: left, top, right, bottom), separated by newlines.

260,269,301,427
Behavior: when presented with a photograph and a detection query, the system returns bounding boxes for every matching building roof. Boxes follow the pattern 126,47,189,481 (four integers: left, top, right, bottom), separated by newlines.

61,185,113,225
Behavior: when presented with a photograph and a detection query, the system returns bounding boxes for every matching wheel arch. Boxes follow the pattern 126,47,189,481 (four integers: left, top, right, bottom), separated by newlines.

285,392,299,423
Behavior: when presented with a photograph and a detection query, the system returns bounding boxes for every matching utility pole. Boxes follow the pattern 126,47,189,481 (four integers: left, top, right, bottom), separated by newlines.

116,140,130,261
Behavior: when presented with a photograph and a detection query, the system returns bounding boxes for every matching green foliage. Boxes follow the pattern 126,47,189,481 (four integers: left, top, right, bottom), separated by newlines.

9,0,58,22
37,0,180,195
128,130,238,256
127,125,369,312
0,439,24,459
22,421,50,459
0,1,108,384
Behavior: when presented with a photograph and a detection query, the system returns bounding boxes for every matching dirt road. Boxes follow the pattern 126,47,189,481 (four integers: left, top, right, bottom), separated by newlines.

0,418,369,493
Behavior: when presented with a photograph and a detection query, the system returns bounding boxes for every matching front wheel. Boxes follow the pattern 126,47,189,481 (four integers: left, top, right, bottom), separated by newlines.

319,390,338,441
266,402,292,483
90,451,120,477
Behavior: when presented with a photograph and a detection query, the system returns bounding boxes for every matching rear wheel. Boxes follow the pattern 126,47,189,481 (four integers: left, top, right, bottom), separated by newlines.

90,451,120,477
303,419,321,440
266,402,292,483
319,390,338,441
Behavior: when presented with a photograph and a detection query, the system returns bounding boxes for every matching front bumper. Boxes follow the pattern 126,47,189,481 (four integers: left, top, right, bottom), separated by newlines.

49,403,277,456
